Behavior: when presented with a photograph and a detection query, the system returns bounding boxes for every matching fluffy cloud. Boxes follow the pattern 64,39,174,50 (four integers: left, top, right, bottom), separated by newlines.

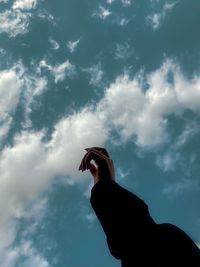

0,66,24,141
97,60,200,147
0,9,30,37
0,0,38,37
0,62,47,136
13,0,37,10
0,102,108,261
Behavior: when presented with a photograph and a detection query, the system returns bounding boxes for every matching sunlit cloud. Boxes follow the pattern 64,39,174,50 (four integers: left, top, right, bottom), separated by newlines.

0,99,108,261
13,0,37,10
0,65,24,142
0,0,38,37
0,9,31,37
97,60,200,147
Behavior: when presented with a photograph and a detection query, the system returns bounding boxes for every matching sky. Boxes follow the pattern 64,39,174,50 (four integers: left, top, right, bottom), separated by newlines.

0,0,200,266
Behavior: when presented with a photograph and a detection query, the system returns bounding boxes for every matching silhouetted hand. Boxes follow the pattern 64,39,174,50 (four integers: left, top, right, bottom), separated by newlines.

79,147,115,184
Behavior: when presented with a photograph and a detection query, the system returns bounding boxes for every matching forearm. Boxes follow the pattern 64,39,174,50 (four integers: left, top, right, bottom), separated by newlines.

90,179,155,259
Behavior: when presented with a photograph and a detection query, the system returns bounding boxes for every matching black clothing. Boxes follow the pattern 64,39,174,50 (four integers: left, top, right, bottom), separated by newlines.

90,179,200,267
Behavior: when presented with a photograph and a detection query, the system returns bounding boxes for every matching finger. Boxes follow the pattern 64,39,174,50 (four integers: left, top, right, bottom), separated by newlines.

79,148,110,172
88,162,97,177
79,161,84,172
85,147,110,158
93,147,110,158
107,159,115,180
88,148,109,160
83,149,109,170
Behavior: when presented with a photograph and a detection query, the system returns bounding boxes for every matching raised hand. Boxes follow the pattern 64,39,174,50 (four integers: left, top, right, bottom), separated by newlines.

79,147,115,184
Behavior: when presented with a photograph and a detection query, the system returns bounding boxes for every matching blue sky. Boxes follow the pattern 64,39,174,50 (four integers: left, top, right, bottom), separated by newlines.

0,0,200,266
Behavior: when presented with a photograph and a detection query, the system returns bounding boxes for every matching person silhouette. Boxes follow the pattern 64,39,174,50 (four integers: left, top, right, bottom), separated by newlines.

79,147,200,267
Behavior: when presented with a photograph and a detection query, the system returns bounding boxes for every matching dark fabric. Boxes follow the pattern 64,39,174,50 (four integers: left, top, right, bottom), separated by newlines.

90,179,200,267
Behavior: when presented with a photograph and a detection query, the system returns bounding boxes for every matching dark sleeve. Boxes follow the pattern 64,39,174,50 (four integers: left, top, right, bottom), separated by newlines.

90,179,155,260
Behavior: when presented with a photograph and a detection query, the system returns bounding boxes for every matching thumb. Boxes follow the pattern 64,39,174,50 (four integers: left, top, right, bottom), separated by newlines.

88,162,97,178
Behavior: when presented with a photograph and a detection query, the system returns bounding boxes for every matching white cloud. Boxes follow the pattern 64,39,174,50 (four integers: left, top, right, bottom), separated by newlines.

0,0,8,2
147,1,177,30
147,13,162,30
0,0,38,37
67,39,80,53
0,62,47,134
13,0,37,10
0,66,24,142
22,75,47,128
97,74,167,147
93,5,111,20
49,38,60,50
39,60,76,83
0,104,108,258
0,9,30,37
97,60,200,147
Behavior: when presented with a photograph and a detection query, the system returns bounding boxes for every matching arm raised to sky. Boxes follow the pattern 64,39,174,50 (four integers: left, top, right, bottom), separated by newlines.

78,147,156,261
